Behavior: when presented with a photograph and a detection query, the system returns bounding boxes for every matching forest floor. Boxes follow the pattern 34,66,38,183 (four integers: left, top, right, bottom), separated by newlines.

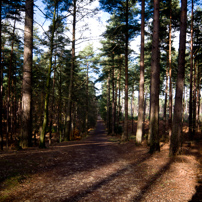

0,119,202,201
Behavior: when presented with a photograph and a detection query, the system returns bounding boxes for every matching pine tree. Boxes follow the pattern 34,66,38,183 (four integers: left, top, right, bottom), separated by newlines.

149,0,160,153
20,0,33,148
170,0,187,156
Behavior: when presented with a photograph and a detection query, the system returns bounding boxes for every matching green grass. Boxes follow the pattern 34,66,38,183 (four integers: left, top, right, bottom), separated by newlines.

0,173,29,201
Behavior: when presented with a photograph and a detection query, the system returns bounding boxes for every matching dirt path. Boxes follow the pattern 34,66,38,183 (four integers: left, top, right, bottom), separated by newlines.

0,120,200,201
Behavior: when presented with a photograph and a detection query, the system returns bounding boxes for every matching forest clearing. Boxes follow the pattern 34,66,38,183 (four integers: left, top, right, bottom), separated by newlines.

0,119,202,202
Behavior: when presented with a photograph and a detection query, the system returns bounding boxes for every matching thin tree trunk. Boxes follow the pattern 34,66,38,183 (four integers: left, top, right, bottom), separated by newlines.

117,63,122,127
136,0,145,143
144,87,147,123
85,62,89,136
131,85,134,133
112,56,115,136
193,61,196,137
39,4,56,148
149,0,160,153
65,0,76,141
115,69,118,134
189,0,194,140
196,60,200,132
58,65,62,142
163,57,169,141
170,0,187,156
7,17,17,148
21,0,33,148
0,0,3,150
107,71,111,134
123,0,129,141
13,62,17,139
168,0,172,140
49,65,56,145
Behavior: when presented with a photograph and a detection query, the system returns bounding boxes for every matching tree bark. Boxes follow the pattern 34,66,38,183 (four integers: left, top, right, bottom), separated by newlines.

193,61,196,137
49,65,56,145
39,4,56,148
136,0,145,143
131,85,134,133
0,0,3,150
107,71,111,134
20,0,33,148
149,0,160,153
112,55,115,136
170,0,187,156
65,0,76,141
168,0,172,140
189,0,193,140
85,62,89,136
58,65,62,142
115,69,118,133
196,60,200,132
123,0,129,141
117,62,122,128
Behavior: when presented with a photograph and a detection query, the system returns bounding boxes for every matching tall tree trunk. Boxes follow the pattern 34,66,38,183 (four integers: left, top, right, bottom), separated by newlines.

0,0,3,150
20,0,33,148
123,0,129,141
115,69,118,133
49,65,56,145
193,61,196,137
136,0,145,143
13,63,17,139
112,56,115,136
168,0,172,139
163,55,169,141
149,0,160,153
58,65,62,142
169,0,187,156
131,85,134,133
117,63,122,127
189,0,194,140
65,0,76,141
107,71,111,134
7,17,17,148
85,62,89,136
39,4,56,148
196,60,200,132
144,87,147,122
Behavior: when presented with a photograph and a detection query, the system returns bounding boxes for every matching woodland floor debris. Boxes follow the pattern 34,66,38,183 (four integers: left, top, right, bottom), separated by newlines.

0,120,202,202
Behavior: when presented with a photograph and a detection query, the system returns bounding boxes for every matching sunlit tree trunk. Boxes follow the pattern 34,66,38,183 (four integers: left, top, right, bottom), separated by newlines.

170,0,187,156
20,0,33,148
149,0,160,153
136,0,145,143
39,4,56,148
65,0,76,141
